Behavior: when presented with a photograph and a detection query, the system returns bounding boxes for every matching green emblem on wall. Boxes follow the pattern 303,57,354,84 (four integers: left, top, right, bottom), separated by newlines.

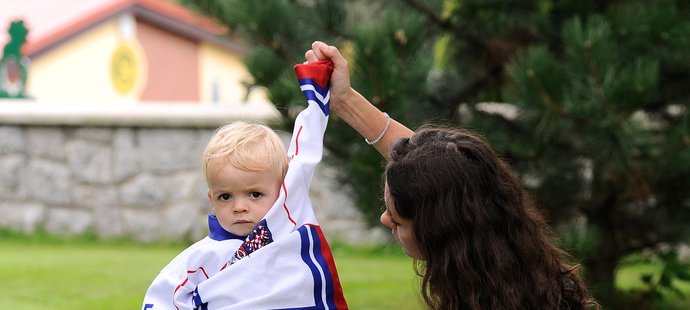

0,20,30,98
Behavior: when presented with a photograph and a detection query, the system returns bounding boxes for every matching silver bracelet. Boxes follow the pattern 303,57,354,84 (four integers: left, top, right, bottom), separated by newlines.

365,112,390,145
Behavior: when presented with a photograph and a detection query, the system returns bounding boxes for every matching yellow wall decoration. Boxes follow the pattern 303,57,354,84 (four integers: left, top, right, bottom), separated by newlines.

110,42,138,94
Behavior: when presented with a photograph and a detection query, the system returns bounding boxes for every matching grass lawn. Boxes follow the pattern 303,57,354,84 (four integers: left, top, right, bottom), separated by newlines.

4,231,687,310
0,240,181,309
0,233,421,309
331,244,422,309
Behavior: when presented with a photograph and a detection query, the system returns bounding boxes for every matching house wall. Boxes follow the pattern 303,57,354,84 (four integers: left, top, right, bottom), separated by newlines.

24,13,254,105
136,19,198,102
27,18,147,101
198,42,252,105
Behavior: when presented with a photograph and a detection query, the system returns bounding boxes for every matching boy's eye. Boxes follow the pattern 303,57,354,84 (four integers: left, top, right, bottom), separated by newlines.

249,192,262,199
219,193,231,201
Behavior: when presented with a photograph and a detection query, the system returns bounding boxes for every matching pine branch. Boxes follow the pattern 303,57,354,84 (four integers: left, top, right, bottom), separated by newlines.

434,63,504,115
585,44,604,102
526,70,569,117
399,0,484,47
398,0,450,29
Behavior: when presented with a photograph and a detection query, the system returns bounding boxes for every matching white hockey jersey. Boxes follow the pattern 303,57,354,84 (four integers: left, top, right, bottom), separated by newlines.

142,61,348,309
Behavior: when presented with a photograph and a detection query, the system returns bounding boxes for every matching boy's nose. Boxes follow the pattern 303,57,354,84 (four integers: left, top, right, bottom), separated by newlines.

233,200,249,213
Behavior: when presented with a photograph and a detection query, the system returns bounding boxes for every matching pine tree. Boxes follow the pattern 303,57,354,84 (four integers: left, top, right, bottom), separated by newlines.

185,0,690,307
499,1,690,306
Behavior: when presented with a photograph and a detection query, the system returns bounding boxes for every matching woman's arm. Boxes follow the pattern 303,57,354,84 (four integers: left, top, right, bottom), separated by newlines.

334,87,413,160
305,41,413,160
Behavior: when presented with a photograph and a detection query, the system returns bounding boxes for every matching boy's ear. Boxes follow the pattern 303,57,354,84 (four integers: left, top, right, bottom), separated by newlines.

207,190,212,202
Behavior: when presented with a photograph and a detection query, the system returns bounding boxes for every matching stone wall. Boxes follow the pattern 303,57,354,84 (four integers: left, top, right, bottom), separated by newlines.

0,100,385,244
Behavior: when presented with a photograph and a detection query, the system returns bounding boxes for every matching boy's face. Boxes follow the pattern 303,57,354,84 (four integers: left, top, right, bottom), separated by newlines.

206,158,281,236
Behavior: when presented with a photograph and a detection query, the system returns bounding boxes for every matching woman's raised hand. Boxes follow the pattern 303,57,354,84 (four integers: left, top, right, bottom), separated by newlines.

304,41,352,114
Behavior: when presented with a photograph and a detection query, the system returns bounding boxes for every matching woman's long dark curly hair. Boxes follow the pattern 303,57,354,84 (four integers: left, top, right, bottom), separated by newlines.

385,126,598,310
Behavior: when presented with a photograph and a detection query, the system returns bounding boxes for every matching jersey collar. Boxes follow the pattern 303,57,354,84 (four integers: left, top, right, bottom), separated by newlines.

208,214,245,241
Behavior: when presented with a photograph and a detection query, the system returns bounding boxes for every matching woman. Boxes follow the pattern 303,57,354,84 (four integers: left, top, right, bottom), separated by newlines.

305,41,598,310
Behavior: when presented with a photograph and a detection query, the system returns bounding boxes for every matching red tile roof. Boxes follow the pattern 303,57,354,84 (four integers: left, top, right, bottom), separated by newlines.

0,0,245,57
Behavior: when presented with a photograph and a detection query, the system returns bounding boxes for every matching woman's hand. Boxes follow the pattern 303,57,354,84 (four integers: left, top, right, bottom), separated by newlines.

304,40,413,158
304,41,352,114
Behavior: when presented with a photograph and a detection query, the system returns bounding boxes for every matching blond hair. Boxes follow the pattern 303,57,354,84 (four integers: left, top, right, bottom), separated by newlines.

203,121,287,184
